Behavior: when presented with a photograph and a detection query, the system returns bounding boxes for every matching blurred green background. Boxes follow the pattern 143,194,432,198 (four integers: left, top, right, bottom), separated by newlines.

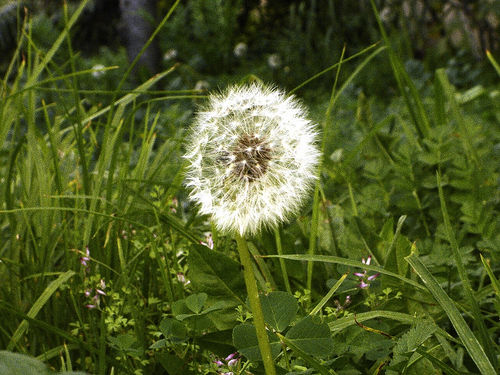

1,0,498,94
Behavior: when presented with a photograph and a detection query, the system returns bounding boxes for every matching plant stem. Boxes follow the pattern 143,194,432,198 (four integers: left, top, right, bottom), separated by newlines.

274,228,292,294
235,233,276,375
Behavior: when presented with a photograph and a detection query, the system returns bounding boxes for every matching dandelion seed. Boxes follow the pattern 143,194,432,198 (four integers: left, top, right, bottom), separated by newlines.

233,42,248,58
267,54,281,69
194,80,210,91
91,64,106,78
163,48,178,62
184,83,320,236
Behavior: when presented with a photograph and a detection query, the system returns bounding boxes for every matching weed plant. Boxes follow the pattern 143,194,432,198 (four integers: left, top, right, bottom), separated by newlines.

0,1,499,374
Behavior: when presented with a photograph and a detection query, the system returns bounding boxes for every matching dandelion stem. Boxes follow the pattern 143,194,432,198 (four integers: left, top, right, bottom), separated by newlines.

235,233,276,375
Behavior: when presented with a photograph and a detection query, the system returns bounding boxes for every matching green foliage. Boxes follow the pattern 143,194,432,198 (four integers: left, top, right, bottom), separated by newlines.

0,0,498,374
0,351,86,375
260,291,298,332
232,324,281,362
285,316,334,358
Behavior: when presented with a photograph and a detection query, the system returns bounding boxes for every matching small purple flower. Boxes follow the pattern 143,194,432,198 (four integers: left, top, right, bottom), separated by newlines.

80,247,90,268
213,352,240,372
85,304,97,309
356,256,380,289
359,280,370,289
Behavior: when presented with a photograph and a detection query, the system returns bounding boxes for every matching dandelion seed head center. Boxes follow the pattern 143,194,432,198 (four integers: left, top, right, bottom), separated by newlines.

225,133,273,182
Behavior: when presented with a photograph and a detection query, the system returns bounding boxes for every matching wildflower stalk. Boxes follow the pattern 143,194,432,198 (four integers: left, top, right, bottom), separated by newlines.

235,233,276,375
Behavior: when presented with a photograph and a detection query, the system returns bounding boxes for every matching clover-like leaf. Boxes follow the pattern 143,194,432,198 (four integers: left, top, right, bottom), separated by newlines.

260,291,298,332
232,324,281,361
285,316,334,357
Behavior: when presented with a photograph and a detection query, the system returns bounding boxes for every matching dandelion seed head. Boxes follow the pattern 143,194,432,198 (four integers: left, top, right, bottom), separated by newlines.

184,83,320,236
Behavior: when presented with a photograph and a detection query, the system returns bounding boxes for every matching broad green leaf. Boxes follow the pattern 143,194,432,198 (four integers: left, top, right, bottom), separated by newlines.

285,316,334,358
187,245,246,307
232,324,281,362
260,291,298,332
0,351,50,375
159,318,187,342
185,293,208,314
158,353,192,375
0,351,88,375
278,332,336,375
197,330,235,357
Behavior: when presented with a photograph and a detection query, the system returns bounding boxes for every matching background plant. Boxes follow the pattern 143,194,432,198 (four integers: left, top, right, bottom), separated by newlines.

0,0,498,374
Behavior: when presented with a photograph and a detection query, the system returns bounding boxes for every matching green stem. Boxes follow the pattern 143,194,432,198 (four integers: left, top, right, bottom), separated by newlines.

274,228,292,294
235,233,277,375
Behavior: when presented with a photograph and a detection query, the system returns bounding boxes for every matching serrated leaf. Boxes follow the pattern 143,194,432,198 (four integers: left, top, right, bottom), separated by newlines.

232,324,281,361
393,322,436,356
260,291,298,332
185,293,207,314
285,316,334,357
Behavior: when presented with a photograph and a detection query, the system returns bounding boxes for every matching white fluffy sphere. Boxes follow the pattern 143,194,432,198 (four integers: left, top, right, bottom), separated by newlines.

184,83,320,236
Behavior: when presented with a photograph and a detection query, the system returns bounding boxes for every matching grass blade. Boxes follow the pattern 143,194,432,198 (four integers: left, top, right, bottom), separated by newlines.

436,172,496,366
310,273,348,316
264,254,426,291
486,50,500,76
405,251,495,375
7,270,75,350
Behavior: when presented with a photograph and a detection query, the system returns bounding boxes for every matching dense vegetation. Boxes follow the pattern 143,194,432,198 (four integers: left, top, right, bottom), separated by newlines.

0,1,499,374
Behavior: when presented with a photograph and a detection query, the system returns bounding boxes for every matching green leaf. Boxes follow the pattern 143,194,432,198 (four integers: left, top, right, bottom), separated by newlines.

159,318,187,342
260,291,298,332
278,333,336,375
389,321,437,373
405,252,496,375
187,244,246,307
0,351,50,375
185,293,207,314
108,334,142,356
285,316,334,357
197,330,235,357
158,353,193,375
232,324,281,362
